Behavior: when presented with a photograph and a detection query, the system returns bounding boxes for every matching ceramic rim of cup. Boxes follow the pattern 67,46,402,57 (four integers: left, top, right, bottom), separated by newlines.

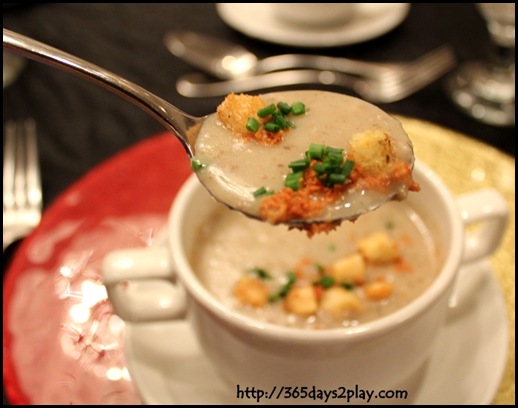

170,159,463,344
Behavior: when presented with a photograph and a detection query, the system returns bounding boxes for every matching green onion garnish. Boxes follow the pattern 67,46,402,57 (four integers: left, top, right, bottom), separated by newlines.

326,152,344,167
257,103,276,118
285,171,303,190
288,158,310,172
190,159,205,171
264,121,281,132
313,162,328,174
252,186,274,198
246,117,260,132
247,101,306,134
277,101,292,115
269,271,297,302
315,275,335,289
291,102,306,115
249,267,272,280
328,173,347,185
341,159,355,178
308,143,325,160
272,112,294,129
285,143,355,189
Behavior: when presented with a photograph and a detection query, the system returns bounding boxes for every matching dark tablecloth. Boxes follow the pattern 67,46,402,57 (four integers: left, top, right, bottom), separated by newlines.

2,3,515,405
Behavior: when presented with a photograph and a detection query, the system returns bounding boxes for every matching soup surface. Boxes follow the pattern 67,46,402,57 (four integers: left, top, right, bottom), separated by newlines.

191,201,439,329
193,90,416,228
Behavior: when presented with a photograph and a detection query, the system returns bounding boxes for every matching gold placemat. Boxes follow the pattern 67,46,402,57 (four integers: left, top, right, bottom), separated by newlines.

396,116,515,405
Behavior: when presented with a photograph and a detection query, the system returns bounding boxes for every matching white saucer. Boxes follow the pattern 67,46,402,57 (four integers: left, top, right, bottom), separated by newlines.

124,259,508,405
215,3,411,48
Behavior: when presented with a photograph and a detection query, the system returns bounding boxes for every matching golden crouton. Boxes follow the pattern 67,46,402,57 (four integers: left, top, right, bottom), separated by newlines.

357,232,400,264
320,287,363,317
283,284,318,316
349,129,395,175
363,281,393,300
330,253,366,285
234,276,269,307
217,93,266,136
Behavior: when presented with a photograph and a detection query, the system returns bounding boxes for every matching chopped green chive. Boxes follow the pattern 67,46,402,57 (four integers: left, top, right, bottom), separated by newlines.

291,102,306,115
257,103,276,118
286,143,355,189
285,171,303,190
246,117,260,132
325,146,343,155
341,159,355,178
308,143,325,160
328,173,347,184
313,162,329,174
246,101,306,134
288,158,310,172
272,112,294,129
190,158,205,171
325,152,344,167
252,186,274,198
277,101,292,115
269,271,297,302
264,121,281,132
249,267,272,280
315,275,335,289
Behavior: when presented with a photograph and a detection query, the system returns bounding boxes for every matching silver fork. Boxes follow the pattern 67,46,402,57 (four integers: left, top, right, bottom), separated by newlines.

176,45,457,103
3,118,43,251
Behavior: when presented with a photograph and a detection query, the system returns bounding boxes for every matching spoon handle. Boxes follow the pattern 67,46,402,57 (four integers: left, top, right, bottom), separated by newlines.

3,28,197,155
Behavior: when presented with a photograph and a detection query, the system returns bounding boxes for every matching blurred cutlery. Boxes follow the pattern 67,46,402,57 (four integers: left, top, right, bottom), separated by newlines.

176,45,457,103
164,30,455,81
3,118,42,251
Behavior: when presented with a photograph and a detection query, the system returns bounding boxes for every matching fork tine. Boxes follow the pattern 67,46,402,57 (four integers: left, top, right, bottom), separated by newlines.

3,121,16,209
372,46,457,102
22,119,42,208
3,118,42,251
14,120,27,208
395,48,456,98
10,119,41,210
405,45,456,73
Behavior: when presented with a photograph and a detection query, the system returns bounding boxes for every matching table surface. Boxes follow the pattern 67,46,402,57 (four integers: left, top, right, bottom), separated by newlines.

3,3,515,405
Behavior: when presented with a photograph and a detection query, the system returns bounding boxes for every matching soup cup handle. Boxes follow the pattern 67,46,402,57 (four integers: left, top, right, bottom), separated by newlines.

102,247,187,322
456,187,508,264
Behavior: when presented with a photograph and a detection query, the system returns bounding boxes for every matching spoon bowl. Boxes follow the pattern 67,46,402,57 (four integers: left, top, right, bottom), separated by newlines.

3,29,415,230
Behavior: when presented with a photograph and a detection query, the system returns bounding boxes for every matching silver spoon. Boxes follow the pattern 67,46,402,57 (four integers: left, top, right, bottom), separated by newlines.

164,30,416,80
3,29,407,228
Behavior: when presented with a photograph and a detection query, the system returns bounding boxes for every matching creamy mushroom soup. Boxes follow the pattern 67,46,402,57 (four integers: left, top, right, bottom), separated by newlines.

190,199,439,329
193,90,417,227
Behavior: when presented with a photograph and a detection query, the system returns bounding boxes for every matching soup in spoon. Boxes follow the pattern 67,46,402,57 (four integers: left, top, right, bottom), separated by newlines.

193,90,419,234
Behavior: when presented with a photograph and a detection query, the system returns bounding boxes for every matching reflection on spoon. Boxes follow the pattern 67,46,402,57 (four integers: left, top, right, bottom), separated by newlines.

3,29,417,232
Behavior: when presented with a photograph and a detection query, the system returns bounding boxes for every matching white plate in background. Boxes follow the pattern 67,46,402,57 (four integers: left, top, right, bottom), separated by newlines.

215,3,411,48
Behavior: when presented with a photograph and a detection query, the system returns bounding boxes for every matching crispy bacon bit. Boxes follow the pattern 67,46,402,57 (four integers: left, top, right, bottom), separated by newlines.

259,160,351,224
216,93,287,145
